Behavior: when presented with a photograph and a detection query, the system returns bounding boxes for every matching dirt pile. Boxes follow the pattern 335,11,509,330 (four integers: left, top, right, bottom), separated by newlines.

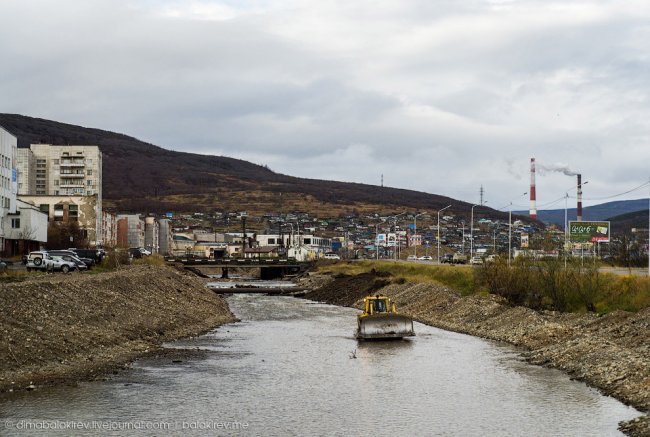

302,272,650,436
0,265,235,392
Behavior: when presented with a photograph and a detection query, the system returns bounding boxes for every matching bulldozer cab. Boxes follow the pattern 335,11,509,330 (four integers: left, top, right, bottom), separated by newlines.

363,296,395,315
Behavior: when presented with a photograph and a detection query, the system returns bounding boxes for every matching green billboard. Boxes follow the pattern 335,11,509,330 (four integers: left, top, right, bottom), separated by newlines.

568,221,611,243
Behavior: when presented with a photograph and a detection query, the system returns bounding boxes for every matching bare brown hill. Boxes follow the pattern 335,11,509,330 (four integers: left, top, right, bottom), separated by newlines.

0,113,516,218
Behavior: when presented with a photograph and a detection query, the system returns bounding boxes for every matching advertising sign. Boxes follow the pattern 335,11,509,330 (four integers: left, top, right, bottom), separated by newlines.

568,221,611,243
376,234,386,247
521,233,529,248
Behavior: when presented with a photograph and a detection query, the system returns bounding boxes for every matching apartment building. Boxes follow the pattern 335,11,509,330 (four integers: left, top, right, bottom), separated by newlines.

18,195,100,245
0,126,18,253
17,144,103,245
116,214,145,249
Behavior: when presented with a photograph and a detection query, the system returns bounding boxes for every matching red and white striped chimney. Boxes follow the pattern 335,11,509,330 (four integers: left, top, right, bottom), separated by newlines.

530,158,537,219
577,174,583,222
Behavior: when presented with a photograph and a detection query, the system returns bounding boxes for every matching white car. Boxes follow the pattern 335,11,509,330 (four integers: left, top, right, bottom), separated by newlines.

324,253,341,260
418,255,433,261
26,251,54,272
470,256,484,265
407,255,418,261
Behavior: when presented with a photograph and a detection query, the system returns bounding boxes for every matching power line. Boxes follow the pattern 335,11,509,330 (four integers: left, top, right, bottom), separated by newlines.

567,181,650,201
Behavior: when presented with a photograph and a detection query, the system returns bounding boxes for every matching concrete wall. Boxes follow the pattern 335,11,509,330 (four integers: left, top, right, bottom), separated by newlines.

18,195,99,244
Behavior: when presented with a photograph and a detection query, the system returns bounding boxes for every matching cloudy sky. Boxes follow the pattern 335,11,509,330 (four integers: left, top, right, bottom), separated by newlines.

1,0,649,211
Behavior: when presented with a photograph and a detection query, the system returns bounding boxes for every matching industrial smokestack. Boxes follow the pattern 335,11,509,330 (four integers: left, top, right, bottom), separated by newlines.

530,158,537,219
577,174,583,222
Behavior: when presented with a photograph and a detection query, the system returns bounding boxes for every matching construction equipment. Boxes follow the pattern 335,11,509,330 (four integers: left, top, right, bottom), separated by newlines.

356,295,415,340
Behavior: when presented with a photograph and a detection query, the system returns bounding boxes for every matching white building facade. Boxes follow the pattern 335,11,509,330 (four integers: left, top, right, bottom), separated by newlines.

0,126,18,254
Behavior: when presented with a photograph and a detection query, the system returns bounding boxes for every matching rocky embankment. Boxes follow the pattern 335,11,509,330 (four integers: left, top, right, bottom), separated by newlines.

301,271,650,436
0,265,235,392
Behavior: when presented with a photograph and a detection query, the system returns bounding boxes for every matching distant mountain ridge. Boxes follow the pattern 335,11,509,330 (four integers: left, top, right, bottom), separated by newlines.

516,198,648,228
0,113,515,219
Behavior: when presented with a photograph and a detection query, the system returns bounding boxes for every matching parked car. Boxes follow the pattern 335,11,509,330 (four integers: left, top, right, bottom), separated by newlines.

48,256,77,273
418,255,433,261
49,250,94,268
128,247,145,259
406,255,418,261
50,254,87,271
452,253,468,264
69,248,104,264
440,254,454,264
26,251,54,272
323,252,341,260
470,256,484,265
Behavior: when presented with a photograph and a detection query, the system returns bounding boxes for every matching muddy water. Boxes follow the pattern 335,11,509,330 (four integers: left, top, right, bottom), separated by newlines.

0,294,641,436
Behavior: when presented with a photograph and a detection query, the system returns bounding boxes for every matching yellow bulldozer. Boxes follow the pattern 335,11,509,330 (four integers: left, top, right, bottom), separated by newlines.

356,295,415,340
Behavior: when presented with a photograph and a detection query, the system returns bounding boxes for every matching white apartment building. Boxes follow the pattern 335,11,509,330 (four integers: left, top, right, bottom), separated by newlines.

17,144,103,245
0,126,18,253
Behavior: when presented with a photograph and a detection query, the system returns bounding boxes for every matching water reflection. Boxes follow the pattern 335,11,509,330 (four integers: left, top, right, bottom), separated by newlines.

0,294,641,437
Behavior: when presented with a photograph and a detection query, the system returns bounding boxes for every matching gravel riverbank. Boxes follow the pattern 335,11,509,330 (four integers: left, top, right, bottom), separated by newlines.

0,265,235,392
301,271,650,436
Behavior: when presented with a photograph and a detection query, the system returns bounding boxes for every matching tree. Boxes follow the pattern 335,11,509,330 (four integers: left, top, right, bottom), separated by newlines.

46,221,89,249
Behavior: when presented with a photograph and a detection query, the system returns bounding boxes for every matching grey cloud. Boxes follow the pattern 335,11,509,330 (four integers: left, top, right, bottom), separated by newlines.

0,0,648,208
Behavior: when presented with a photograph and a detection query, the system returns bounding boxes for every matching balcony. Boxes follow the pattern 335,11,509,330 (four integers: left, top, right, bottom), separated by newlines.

60,173,85,178
60,160,85,167
60,182,85,188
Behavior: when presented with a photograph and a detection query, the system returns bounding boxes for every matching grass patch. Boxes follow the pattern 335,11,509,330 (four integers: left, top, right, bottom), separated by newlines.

0,269,29,283
318,259,650,313
476,257,650,313
132,254,166,267
317,261,479,295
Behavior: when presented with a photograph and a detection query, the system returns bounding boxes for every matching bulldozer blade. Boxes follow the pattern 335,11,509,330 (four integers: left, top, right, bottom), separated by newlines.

357,314,415,339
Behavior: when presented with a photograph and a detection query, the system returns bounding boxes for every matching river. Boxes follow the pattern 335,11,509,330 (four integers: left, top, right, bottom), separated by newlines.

0,294,641,436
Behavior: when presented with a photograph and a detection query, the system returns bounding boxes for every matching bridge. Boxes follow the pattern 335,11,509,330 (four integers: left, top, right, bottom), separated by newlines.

165,257,311,279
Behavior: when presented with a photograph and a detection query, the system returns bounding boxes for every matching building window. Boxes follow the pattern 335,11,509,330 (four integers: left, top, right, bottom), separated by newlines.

69,204,78,221
54,204,64,221
54,179,59,186
87,169,92,175
11,218,20,229
87,179,93,186
39,204,49,215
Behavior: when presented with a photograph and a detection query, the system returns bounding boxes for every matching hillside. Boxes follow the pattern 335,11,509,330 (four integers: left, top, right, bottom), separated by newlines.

607,209,649,233
0,113,517,219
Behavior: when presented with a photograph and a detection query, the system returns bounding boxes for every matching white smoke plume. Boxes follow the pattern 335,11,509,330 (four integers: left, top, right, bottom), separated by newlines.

537,162,579,176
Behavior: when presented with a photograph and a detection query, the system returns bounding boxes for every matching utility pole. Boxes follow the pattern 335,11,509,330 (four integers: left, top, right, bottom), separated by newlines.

240,213,248,258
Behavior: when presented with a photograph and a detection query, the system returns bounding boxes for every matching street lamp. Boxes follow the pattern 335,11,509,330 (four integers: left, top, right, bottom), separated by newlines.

413,212,426,258
390,212,407,261
497,193,526,266
470,204,479,260
375,222,381,260
437,205,451,264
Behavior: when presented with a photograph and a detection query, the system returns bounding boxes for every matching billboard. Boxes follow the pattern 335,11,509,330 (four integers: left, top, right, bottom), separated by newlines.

520,233,529,248
568,221,611,243
376,234,387,247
